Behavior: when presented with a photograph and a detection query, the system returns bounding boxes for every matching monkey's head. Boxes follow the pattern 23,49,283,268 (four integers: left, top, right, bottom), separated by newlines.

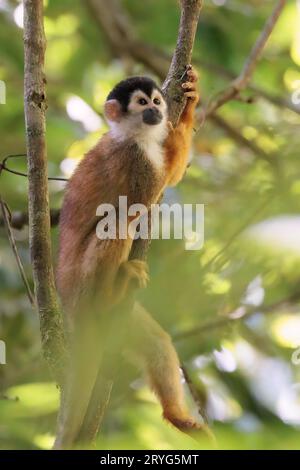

104,77,168,142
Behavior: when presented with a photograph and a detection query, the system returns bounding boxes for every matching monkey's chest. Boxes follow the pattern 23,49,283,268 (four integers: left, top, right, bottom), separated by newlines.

126,145,165,207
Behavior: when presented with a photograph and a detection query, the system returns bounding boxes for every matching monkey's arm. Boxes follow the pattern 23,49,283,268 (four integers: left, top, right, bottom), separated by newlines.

164,67,199,187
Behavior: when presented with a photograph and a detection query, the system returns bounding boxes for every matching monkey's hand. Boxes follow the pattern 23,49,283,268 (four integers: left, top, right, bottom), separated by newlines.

164,65,199,187
181,65,199,103
166,65,199,135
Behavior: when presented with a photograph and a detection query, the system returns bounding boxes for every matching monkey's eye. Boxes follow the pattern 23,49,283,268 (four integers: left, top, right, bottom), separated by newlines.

153,98,161,105
138,98,147,106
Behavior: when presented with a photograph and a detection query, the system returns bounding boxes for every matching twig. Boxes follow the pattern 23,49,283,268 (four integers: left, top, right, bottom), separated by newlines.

174,290,300,341
0,208,60,230
0,153,68,181
205,0,287,117
209,113,274,164
0,197,35,307
234,0,286,91
195,58,300,115
201,192,274,273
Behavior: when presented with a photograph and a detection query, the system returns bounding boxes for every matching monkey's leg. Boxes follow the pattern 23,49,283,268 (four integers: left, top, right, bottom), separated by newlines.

126,303,201,433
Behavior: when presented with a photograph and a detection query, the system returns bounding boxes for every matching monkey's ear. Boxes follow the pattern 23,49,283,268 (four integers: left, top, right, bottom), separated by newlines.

104,99,122,122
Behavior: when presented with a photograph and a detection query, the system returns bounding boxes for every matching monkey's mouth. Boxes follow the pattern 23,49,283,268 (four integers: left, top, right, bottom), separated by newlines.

142,108,163,125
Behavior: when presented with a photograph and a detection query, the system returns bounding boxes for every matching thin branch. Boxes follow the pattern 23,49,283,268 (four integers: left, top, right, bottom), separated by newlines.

209,113,273,164
1,165,67,182
194,57,300,115
181,365,209,425
0,197,35,307
0,208,60,230
201,192,274,273
0,153,68,181
174,290,300,341
205,0,287,117
235,0,286,91
249,83,300,115
23,0,65,380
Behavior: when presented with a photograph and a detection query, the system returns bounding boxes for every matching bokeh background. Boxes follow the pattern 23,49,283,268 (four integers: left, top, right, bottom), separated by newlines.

1,0,300,450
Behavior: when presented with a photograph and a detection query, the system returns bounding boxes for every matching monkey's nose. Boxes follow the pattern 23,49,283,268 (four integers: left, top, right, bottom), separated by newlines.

143,107,162,125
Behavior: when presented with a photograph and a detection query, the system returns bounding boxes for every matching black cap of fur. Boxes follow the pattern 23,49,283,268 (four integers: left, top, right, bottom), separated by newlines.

106,76,161,113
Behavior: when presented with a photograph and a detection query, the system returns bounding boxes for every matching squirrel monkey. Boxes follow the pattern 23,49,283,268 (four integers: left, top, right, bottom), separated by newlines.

56,66,201,446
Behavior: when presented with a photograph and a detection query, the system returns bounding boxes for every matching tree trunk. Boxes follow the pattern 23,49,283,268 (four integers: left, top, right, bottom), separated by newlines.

23,0,65,381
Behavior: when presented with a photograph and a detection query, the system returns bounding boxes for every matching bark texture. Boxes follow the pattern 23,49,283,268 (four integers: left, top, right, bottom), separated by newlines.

23,0,65,380
162,0,203,125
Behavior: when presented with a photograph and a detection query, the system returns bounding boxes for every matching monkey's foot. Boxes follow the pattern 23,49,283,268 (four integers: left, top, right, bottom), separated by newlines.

164,414,200,430
121,259,149,289
182,65,199,102
163,412,216,446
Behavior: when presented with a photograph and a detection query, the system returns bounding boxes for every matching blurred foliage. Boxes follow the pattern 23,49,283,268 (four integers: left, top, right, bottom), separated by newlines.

1,0,300,450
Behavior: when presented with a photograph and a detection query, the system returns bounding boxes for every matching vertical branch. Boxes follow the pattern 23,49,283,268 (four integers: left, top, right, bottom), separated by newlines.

23,0,65,379
162,0,203,125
